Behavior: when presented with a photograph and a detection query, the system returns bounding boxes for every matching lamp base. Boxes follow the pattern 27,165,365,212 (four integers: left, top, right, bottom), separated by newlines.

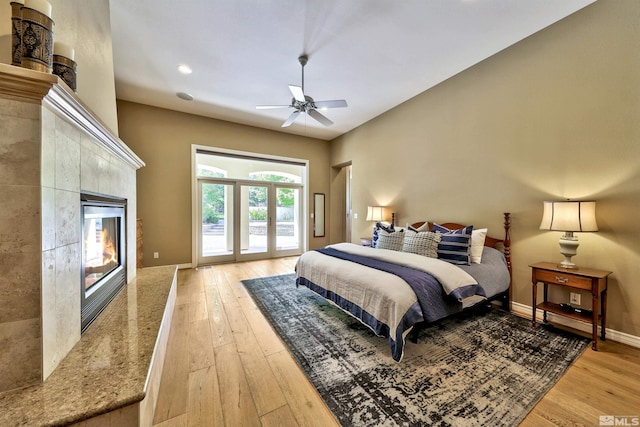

557,260,578,269
558,233,579,269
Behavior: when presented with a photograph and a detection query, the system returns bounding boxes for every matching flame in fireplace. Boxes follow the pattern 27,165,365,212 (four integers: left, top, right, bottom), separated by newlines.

101,228,117,265
85,217,119,290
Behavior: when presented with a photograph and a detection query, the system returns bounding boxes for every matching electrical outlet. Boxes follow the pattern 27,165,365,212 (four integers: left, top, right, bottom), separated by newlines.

153,252,159,259
570,292,581,306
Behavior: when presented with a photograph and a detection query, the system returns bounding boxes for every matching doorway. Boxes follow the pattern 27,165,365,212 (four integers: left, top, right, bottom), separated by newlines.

331,162,352,243
193,147,306,266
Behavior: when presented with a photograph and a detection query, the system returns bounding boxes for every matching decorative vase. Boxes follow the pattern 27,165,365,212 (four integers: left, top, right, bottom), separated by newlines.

52,54,77,91
10,1,23,66
20,4,54,73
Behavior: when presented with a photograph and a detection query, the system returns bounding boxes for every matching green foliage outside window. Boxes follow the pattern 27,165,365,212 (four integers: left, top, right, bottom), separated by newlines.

201,173,297,224
249,207,268,221
202,183,224,224
249,174,295,208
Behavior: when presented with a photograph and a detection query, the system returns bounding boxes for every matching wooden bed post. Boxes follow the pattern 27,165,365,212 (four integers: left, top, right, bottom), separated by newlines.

503,212,512,311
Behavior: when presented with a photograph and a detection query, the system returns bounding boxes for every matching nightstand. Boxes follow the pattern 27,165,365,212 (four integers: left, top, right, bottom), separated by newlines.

360,237,372,247
530,262,612,350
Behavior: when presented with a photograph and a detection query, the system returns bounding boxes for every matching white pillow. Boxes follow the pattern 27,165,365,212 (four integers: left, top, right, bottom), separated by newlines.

470,228,488,263
408,221,430,232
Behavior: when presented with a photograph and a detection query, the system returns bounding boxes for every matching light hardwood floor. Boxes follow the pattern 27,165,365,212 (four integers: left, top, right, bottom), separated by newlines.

152,258,640,427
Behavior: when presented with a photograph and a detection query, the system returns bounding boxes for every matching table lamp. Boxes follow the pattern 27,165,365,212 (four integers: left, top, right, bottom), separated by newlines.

366,205,396,226
539,200,598,269
366,206,384,222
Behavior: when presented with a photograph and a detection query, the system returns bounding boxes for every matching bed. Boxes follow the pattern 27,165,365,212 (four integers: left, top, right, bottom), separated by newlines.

295,213,512,362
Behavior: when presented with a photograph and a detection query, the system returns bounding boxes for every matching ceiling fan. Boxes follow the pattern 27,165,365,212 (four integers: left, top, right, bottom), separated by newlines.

256,54,348,127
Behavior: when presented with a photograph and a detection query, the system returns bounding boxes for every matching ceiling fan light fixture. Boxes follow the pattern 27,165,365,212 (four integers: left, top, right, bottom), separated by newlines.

256,54,347,128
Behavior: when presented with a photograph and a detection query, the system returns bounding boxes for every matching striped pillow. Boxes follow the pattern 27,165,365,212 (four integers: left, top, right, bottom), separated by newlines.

432,223,474,265
402,231,441,258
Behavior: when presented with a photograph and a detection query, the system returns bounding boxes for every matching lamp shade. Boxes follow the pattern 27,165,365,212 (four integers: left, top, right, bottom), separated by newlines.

366,206,384,222
539,201,598,232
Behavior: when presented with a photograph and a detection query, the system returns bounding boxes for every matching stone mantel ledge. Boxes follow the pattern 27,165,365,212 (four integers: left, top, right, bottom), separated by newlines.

0,63,144,170
0,265,177,426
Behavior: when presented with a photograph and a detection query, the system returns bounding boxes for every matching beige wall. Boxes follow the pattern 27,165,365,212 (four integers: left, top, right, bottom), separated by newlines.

0,0,119,134
330,0,640,337
116,101,331,267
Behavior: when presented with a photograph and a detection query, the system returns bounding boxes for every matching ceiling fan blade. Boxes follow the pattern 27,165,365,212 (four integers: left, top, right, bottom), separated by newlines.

256,105,291,109
288,85,306,103
281,110,301,127
313,99,348,109
308,109,334,126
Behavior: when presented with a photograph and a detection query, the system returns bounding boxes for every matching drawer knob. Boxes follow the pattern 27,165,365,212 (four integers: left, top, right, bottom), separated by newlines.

555,276,569,284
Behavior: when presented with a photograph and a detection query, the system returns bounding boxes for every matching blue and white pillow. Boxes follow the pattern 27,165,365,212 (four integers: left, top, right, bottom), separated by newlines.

432,223,474,265
372,221,394,248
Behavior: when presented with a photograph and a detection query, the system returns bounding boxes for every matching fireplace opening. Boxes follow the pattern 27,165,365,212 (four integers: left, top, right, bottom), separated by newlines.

81,193,127,333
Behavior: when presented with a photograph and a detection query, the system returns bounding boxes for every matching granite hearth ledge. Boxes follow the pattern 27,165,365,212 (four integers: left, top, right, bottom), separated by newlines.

0,265,178,426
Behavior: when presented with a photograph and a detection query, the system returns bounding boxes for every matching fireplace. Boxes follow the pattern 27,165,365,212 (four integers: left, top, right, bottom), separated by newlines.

81,193,127,332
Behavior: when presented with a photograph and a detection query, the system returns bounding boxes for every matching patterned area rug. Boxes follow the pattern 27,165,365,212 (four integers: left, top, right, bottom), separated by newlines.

241,274,589,427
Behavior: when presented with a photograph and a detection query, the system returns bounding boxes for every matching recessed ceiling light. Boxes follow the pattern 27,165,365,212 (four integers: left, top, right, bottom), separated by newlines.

177,64,192,75
176,92,194,101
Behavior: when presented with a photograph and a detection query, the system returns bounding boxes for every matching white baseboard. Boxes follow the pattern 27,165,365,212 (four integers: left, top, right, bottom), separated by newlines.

510,301,640,349
140,263,192,270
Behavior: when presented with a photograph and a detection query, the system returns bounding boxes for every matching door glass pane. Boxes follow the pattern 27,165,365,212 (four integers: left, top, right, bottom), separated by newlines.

201,183,233,257
241,185,268,254
276,187,299,251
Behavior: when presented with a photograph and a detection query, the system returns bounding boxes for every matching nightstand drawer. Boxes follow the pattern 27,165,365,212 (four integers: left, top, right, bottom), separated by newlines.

533,269,592,290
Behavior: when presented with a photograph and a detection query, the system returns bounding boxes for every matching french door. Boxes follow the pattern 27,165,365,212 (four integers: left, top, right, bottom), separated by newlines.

198,180,235,264
197,179,302,265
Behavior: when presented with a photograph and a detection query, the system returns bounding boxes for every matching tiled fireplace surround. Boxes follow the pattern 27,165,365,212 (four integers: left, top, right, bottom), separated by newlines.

0,64,144,393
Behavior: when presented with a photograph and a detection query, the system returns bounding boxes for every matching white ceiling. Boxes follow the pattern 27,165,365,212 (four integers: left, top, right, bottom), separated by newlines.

109,0,595,141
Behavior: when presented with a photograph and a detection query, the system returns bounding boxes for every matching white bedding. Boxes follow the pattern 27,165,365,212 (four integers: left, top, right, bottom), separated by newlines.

296,245,420,343
327,243,478,294
295,242,510,362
